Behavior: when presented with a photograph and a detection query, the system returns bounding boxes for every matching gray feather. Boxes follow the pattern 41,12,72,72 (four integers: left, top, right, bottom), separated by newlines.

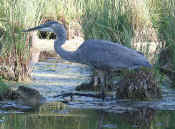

74,39,151,70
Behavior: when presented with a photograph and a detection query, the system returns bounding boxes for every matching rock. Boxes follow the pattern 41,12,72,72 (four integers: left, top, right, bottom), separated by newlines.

15,86,46,107
39,51,58,60
116,69,161,100
0,86,46,107
0,86,45,111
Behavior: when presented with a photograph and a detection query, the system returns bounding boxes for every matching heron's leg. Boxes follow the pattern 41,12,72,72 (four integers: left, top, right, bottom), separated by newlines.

97,70,106,98
92,70,100,90
94,76,99,87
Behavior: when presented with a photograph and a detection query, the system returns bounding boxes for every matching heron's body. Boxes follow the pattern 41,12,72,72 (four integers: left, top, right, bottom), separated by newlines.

24,21,152,97
72,39,151,71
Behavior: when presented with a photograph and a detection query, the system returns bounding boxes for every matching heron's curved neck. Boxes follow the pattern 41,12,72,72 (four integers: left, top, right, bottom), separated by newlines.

54,26,75,61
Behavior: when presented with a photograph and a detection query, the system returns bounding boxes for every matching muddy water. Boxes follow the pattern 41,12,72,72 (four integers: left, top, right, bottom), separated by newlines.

1,58,175,129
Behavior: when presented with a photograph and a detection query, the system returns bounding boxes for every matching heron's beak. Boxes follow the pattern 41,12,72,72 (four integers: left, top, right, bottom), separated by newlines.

23,23,53,32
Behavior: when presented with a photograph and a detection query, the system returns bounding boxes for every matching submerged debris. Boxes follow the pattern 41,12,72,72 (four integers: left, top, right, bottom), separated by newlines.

116,69,161,100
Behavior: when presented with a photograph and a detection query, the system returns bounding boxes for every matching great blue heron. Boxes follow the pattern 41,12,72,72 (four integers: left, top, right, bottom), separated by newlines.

24,21,152,97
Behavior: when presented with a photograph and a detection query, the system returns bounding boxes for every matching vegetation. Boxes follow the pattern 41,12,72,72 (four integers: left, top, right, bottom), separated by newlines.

0,0,175,82
0,0,40,81
116,68,161,100
0,78,8,95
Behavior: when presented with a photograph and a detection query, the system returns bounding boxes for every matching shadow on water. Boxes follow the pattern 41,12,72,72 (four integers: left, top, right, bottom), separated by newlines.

1,58,175,128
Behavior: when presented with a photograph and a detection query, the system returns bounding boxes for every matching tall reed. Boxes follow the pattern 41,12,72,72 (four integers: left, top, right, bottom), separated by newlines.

0,0,47,81
79,0,133,47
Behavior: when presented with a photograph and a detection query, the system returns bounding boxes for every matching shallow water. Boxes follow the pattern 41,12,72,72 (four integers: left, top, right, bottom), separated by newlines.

1,57,175,129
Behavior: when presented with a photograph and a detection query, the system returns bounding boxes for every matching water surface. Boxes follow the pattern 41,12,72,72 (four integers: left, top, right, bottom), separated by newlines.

1,57,175,129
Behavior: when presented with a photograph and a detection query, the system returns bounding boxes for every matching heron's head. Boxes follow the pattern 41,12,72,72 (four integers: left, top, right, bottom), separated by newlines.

23,21,62,33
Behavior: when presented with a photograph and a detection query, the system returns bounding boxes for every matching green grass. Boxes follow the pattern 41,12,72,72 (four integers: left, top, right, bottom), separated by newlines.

79,0,133,47
0,78,9,95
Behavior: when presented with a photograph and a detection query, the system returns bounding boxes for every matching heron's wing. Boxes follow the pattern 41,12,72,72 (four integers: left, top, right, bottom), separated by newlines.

74,39,150,70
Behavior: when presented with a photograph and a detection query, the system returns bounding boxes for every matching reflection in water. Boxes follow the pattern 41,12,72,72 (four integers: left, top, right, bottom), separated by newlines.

120,107,155,129
1,105,175,129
